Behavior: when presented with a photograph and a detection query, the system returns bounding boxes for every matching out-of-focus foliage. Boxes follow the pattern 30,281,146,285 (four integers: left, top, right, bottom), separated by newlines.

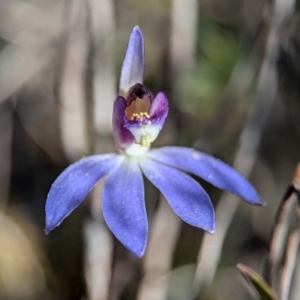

177,18,241,120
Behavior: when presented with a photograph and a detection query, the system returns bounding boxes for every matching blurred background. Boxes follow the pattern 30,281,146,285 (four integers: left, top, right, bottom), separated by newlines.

0,0,300,299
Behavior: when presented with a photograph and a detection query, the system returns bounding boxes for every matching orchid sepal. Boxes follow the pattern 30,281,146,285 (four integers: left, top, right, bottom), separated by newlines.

119,26,145,96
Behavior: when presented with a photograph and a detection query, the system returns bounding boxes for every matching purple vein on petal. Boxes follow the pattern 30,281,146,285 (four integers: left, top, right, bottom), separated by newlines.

45,154,124,233
139,157,215,233
146,147,264,205
119,26,145,95
102,158,147,257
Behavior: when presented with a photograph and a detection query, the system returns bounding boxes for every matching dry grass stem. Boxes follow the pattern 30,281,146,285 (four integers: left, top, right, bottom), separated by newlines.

137,198,181,300
59,0,89,161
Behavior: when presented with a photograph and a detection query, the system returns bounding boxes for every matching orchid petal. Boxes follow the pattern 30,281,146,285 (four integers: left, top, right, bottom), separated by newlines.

45,154,123,233
113,96,135,149
139,158,215,232
149,92,169,126
147,147,264,205
119,26,144,95
102,158,147,257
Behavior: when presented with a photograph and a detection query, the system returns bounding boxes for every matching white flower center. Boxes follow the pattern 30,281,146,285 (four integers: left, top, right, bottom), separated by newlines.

124,143,149,157
129,124,161,147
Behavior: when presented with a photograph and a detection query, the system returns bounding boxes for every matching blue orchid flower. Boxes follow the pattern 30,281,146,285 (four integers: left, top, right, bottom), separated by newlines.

45,26,264,257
